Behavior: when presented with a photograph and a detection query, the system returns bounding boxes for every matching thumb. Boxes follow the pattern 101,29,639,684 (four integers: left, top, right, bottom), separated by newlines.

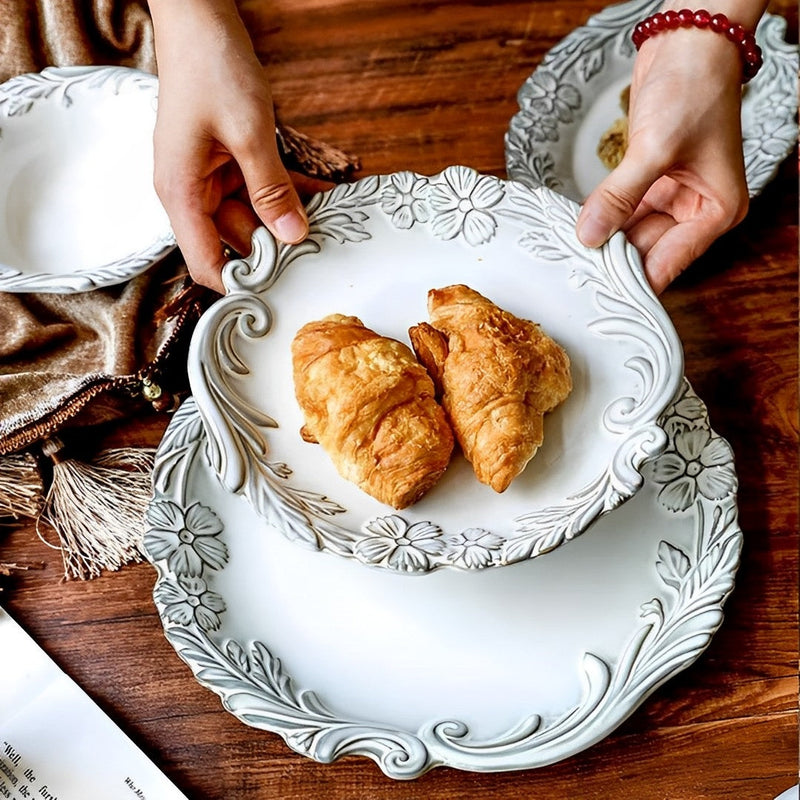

576,152,664,248
236,140,309,245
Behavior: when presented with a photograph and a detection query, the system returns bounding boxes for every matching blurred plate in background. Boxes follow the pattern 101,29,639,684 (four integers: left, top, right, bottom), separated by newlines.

505,2,798,201
0,66,174,293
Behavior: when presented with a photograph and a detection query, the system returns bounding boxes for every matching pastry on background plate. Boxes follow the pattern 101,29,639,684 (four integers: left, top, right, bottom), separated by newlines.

291,313,454,509
409,285,571,493
597,84,630,170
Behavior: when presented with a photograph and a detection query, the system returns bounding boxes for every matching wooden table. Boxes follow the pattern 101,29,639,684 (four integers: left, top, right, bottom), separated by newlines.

3,1,798,797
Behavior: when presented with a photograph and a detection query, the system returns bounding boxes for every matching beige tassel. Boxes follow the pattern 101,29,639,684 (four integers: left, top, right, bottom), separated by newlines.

37,438,156,580
0,452,45,519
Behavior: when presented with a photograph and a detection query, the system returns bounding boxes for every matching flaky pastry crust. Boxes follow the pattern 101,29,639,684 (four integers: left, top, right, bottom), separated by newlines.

409,285,571,493
292,314,454,509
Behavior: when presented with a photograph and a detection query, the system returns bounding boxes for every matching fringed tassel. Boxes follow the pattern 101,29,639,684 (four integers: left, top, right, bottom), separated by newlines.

38,437,156,580
0,452,45,518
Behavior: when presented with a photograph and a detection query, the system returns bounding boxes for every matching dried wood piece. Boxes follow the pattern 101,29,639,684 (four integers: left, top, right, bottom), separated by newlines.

277,122,361,182
0,559,41,578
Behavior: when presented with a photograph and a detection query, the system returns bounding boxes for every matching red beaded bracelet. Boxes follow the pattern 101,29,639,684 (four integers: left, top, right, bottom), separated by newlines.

632,8,763,82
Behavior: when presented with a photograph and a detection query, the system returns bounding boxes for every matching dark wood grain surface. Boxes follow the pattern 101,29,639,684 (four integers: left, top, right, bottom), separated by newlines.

2,1,798,798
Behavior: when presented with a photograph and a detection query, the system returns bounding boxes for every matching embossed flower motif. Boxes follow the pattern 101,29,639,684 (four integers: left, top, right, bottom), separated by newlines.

356,515,445,572
523,71,581,125
381,172,430,229
652,429,736,512
744,113,797,160
155,576,226,631
447,528,503,569
428,168,505,245
518,108,561,143
145,500,228,577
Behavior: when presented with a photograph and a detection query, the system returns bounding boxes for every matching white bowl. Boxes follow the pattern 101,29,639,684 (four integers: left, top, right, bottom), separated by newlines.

0,66,174,292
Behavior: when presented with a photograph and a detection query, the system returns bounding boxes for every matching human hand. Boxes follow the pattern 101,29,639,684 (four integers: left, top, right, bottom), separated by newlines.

576,15,758,294
149,0,309,292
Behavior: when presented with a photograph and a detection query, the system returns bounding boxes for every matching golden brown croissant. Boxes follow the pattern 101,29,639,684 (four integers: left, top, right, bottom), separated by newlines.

409,285,571,493
291,314,454,509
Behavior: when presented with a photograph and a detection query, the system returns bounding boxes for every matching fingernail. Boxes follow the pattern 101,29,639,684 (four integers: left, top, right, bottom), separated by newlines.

577,213,615,248
272,209,308,244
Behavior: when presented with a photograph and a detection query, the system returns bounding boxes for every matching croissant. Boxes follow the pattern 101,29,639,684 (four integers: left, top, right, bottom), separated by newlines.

409,285,571,493
291,314,454,509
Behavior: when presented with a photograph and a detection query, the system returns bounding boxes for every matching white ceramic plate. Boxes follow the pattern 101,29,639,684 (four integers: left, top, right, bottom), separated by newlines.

505,2,799,201
144,379,742,778
188,166,684,573
0,66,175,293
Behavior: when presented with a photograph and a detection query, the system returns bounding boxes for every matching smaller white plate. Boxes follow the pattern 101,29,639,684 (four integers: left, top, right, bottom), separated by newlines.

0,66,175,293
505,2,799,202
188,166,684,573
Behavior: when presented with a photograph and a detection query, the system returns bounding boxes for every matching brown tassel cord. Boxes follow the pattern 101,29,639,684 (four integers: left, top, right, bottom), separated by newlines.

276,123,361,182
37,438,156,580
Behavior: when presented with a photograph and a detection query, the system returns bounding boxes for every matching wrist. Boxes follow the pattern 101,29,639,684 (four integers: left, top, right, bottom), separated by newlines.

633,7,764,82
148,0,251,57
656,0,767,30
148,0,240,25
148,0,259,79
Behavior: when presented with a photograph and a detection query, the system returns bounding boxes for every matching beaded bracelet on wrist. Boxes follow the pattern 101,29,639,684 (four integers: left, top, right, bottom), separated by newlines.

632,8,763,82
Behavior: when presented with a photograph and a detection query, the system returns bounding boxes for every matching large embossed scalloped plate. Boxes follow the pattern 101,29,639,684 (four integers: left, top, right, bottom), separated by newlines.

505,2,798,201
144,379,742,778
0,66,174,292
188,166,683,573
